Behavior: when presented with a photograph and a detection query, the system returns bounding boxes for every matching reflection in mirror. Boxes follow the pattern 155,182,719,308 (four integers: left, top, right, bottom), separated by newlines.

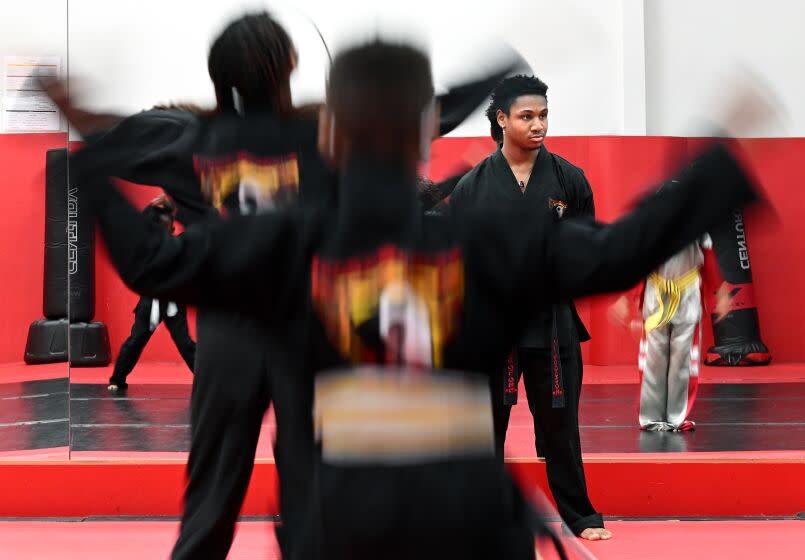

68,191,196,458
65,146,114,460
0,1,69,461
61,0,335,461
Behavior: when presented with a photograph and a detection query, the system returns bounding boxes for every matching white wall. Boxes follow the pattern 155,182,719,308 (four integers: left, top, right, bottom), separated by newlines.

66,0,628,137
644,0,805,137
6,1,802,138
0,0,68,133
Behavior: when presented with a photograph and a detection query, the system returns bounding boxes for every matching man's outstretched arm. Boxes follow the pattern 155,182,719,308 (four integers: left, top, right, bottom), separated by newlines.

546,143,759,300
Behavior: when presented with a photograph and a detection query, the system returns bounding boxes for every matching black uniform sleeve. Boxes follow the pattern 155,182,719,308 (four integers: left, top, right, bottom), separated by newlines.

447,174,473,216
72,111,192,182
543,143,757,300
436,173,465,201
72,110,209,224
575,171,595,219
87,177,305,318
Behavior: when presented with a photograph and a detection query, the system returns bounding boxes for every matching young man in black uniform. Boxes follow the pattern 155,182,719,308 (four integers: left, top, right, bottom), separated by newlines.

108,195,196,390
450,75,607,540
70,39,760,558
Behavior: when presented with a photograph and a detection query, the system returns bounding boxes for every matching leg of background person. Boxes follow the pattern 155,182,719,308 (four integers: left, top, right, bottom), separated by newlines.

666,321,699,429
520,341,604,536
109,299,154,388
164,304,197,373
639,325,672,430
490,367,514,459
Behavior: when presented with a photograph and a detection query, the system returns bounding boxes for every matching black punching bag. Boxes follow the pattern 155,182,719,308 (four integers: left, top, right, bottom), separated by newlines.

67,164,95,322
43,148,68,318
704,208,771,366
25,148,110,366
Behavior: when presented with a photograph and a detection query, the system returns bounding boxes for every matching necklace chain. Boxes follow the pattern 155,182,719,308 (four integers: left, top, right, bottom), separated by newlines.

518,167,533,193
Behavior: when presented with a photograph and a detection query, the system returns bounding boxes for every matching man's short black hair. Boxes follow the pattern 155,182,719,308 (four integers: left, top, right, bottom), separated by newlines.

485,75,548,143
327,40,434,158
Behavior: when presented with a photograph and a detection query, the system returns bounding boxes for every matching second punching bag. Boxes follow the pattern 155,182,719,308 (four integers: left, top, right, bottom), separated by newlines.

67,153,94,323
704,208,771,366
67,150,110,366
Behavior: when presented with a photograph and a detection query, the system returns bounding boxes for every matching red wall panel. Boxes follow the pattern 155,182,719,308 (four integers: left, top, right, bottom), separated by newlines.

1,134,801,370
0,134,68,364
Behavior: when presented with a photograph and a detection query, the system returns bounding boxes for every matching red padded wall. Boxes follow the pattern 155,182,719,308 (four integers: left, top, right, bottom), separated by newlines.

699,138,805,364
0,134,68,364
0,134,801,368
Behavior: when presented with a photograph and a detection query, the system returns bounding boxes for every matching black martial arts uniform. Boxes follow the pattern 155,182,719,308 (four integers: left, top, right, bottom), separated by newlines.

110,296,196,388
451,145,602,534
109,202,197,389
72,109,758,559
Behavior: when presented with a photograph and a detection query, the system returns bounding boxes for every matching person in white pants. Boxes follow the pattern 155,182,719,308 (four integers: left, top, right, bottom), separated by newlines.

611,227,732,432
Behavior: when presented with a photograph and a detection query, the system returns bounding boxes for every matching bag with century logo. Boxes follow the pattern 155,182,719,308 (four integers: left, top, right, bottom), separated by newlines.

704,208,771,366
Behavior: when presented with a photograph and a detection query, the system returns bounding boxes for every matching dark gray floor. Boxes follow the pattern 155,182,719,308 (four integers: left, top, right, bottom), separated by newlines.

4,378,805,454
69,381,805,454
70,383,191,452
576,383,805,453
0,378,68,451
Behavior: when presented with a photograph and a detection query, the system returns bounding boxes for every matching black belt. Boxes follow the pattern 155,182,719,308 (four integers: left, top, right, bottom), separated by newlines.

504,304,565,408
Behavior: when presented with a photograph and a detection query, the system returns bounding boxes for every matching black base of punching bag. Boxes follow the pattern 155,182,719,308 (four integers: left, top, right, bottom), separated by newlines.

70,321,112,367
705,342,772,366
25,319,68,364
25,319,112,366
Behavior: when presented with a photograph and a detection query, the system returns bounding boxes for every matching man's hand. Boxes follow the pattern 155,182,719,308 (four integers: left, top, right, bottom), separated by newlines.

609,295,643,340
149,194,173,211
608,295,631,327
712,68,787,139
40,78,122,136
